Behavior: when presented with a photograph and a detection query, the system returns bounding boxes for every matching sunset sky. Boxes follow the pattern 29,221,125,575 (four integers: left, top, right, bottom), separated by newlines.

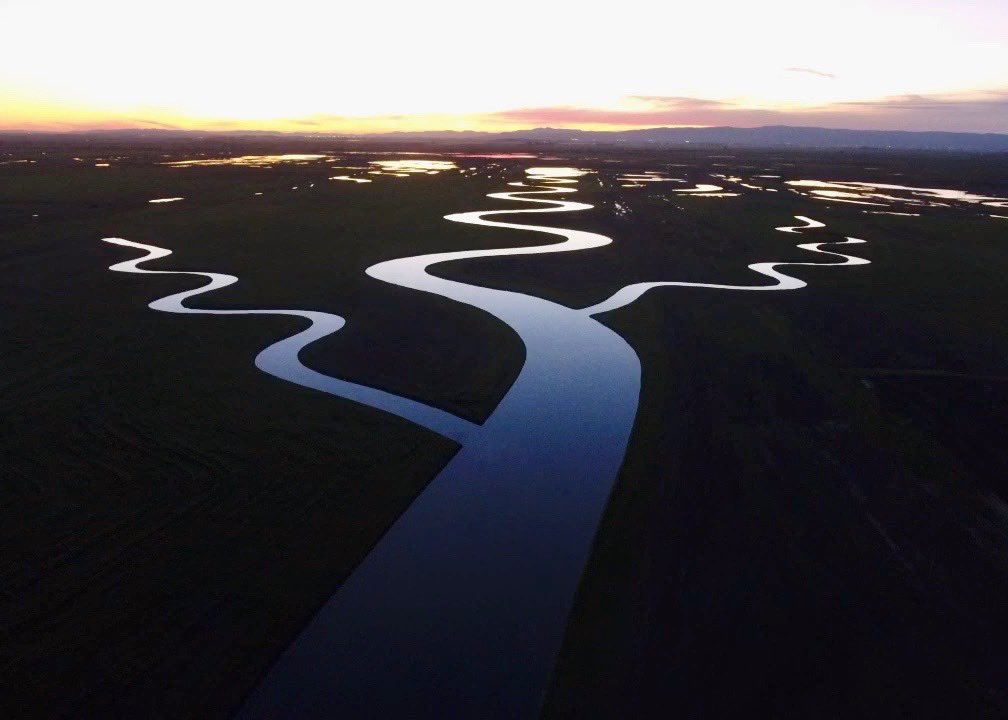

2,0,1006,133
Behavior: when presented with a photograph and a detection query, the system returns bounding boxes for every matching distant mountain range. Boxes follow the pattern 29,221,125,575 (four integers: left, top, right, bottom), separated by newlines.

5,125,1008,152
377,126,1008,152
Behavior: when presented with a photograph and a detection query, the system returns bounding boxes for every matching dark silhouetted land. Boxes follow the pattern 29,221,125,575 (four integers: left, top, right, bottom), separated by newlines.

2,136,1007,718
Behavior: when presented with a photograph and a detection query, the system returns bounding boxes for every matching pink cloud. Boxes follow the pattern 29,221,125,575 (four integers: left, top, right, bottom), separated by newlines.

483,91,1008,133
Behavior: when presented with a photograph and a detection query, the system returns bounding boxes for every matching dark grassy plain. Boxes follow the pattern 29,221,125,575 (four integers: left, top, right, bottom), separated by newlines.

0,145,525,718
516,153,1008,719
1,139,1007,718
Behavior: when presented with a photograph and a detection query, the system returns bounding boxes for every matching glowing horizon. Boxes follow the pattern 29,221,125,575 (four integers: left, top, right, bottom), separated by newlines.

2,0,1006,134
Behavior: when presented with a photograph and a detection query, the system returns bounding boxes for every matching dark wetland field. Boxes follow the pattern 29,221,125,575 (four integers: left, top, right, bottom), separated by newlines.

2,138,1008,718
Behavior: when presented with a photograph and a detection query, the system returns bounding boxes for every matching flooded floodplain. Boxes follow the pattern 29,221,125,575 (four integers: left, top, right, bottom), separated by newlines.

4,144,1008,719
97,159,882,717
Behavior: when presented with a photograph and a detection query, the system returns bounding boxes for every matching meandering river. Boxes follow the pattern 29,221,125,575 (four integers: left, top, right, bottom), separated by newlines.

238,169,642,718
103,167,870,718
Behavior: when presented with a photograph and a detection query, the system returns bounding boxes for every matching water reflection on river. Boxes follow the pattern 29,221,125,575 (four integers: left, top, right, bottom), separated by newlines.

786,179,1008,209
162,153,330,167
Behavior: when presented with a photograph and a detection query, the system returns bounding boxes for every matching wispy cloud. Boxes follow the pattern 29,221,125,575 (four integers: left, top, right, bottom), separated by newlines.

838,90,1008,110
627,96,727,109
785,67,836,79
129,117,183,130
490,96,732,127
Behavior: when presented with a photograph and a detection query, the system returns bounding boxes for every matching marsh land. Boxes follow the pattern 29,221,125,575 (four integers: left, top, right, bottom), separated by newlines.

2,136,1007,717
